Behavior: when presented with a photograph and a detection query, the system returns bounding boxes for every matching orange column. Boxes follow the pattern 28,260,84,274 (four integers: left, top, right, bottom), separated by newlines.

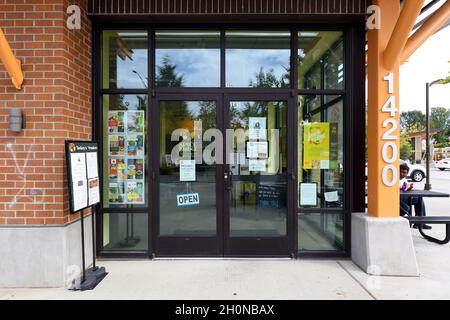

367,0,401,218
0,28,23,90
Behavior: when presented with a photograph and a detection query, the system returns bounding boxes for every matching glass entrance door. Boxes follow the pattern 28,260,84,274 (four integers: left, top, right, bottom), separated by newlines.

154,94,293,257
154,95,223,256
224,95,293,256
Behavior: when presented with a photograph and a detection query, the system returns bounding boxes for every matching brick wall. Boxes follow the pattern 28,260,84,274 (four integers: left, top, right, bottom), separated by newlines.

0,0,92,226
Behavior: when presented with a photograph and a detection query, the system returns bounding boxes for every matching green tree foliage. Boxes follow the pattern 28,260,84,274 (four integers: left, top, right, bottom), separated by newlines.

155,55,184,87
430,107,450,144
400,110,426,133
400,137,412,161
249,67,289,88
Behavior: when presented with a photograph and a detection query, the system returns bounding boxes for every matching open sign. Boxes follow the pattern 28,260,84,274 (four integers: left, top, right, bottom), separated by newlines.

176,193,200,206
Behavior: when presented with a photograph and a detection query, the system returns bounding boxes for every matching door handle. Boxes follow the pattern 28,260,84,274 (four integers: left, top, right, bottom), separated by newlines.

225,170,233,191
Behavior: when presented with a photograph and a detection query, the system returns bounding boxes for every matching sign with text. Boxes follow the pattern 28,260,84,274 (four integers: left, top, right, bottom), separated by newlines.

179,160,196,182
66,141,100,214
176,193,200,207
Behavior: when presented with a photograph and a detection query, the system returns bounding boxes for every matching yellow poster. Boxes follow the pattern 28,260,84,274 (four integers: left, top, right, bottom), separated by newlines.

303,122,330,169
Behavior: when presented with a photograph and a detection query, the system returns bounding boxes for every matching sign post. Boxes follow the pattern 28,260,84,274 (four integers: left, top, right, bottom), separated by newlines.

65,140,107,290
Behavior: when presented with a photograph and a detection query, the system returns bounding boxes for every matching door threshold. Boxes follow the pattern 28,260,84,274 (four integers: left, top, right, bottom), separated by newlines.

153,257,293,261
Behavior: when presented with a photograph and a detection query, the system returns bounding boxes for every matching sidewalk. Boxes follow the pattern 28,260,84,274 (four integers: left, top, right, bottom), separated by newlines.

1,229,449,300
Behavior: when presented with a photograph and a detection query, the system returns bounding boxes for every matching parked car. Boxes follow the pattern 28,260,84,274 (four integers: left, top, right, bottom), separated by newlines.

365,160,426,182
435,158,450,171
400,160,426,182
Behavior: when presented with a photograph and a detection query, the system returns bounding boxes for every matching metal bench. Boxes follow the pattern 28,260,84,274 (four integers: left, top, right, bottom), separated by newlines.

404,216,450,245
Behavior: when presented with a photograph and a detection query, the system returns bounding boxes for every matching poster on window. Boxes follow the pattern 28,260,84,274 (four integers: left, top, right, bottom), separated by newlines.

248,117,267,140
127,158,144,180
303,122,330,169
126,181,145,204
246,141,269,159
109,134,125,156
108,181,126,204
127,134,144,157
127,111,144,133
108,111,125,133
108,158,126,181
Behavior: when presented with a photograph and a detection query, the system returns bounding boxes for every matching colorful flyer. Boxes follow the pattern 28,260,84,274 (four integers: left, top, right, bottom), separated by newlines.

303,122,330,169
109,158,126,181
127,158,144,180
126,181,144,204
108,111,125,133
109,134,125,156
108,181,125,204
88,178,100,206
127,134,144,157
127,111,144,133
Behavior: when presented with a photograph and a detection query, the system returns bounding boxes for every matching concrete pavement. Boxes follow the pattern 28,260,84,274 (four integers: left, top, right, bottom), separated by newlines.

0,168,449,300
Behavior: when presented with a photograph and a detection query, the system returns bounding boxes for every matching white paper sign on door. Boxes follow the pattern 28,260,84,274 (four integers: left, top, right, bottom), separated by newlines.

180,160,196,182
299,183,317,206
249,117,267,140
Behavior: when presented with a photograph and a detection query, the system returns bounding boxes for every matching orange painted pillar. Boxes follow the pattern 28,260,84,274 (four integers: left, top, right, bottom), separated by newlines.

367,0,401,218
0,28,23,90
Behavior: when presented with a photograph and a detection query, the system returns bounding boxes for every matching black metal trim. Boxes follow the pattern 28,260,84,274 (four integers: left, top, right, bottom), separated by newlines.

93,21,364,259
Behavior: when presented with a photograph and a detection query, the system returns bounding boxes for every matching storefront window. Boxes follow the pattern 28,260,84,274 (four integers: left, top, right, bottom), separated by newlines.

102,213,148,251
155,30,220,87
226,30,291,88
298,213,344,251
298,31,344,89
159,100,218,236
298,95,344,209
228,101,288,236
102,94,148,208
102,30,148,89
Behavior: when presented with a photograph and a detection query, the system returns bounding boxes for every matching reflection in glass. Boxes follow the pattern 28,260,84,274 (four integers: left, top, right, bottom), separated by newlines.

298,213,344,251
159,101,217,236
102,95,148,208
102,30,148,89
226,31,290,88
298,31,344,89
298,95,344,208
228,101,287,236
155,31,220,87
103,213,148,251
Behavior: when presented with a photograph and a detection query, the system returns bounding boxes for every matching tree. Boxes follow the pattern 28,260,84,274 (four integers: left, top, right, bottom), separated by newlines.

440,61,450,84
430,107,450,144
155,55,184,87
249,67,289,88
400,137,412,161
400,110,425,133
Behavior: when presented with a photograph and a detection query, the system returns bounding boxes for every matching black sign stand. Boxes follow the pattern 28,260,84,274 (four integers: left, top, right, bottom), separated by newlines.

65,140,107,290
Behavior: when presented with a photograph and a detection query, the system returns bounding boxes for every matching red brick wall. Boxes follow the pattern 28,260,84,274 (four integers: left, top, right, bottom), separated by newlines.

0,0,92,225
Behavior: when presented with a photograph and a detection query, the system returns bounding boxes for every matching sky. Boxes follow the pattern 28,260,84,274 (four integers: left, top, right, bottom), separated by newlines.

399,6,450,112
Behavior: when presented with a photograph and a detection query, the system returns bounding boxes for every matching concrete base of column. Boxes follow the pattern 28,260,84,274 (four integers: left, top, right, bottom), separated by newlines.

351,212,419,276
0,217,93,288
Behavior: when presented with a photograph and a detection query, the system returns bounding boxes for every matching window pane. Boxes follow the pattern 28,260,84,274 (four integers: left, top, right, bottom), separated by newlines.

102,95,148,208
298,95,344,208
102,30,148,89
226,31,290,88
155,30,220,87
298,31,344,89
103,213,148,251
228,101,288,236
298,213,344,251
159,101,217,236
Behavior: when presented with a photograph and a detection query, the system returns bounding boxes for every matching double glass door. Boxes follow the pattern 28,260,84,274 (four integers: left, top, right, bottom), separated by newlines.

154,94,293,256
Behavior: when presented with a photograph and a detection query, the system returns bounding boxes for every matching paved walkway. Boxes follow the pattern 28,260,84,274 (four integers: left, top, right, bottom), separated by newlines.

1,228,449,300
